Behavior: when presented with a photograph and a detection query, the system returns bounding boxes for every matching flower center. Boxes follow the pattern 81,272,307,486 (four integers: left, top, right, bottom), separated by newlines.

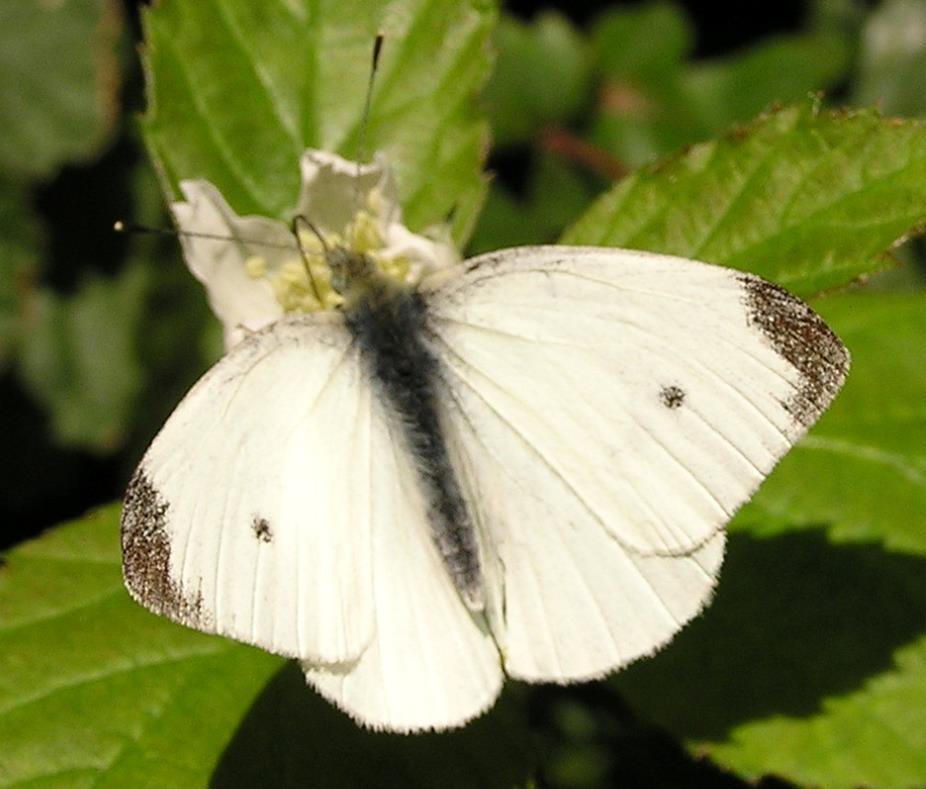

244,188,412,314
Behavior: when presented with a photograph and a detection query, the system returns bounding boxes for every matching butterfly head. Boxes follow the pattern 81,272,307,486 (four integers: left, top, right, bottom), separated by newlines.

326,245,381,306
241,190,414,314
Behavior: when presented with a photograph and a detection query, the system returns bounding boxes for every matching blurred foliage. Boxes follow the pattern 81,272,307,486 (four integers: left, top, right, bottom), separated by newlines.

0,178,39,366
483,12,593,147
18,259,148,450
2,0,926,787
0,0,122,177
854,0,926,115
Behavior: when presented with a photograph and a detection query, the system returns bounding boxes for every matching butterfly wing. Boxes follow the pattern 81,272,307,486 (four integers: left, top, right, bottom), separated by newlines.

303,407,502,732
121,315,377,663
122,313,503,729
422,245,848,680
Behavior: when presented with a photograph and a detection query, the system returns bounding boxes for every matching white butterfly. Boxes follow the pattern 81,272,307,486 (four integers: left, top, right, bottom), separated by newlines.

121,150,849,732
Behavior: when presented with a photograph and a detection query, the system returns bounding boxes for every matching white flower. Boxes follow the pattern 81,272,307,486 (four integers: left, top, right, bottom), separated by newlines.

171,150,459,349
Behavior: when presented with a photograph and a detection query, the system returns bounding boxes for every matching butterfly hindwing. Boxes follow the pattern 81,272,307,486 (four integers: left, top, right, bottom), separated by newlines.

304,405,503,732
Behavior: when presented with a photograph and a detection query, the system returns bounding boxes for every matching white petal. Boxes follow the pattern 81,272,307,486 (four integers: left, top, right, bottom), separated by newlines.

296,150,395,233
383,223,459,283
172,181,289,348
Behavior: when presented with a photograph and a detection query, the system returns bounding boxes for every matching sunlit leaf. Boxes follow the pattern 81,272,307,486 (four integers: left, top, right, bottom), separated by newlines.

616,531,926,789
142,0,495,245
566,102,926,295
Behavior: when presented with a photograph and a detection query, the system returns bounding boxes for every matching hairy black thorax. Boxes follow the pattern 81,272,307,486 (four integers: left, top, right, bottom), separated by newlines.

342,278,484,610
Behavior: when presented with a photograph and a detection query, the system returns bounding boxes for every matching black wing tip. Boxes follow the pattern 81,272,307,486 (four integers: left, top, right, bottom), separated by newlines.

737,273,850,427
121,468,207,627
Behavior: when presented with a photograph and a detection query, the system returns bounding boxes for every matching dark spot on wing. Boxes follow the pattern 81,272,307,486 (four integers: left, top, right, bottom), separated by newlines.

252,517,273,543
738,274,849,427
660,385,686,409
121,469,206,627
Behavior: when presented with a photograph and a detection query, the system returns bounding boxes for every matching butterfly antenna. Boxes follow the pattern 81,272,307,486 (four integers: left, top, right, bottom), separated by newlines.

113,220,297,250
290,215,326,303
354,33,385,205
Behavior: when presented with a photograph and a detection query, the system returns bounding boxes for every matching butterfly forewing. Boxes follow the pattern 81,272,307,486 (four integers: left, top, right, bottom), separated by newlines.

422,245,848,680
122,312,504,730
121,315,376,664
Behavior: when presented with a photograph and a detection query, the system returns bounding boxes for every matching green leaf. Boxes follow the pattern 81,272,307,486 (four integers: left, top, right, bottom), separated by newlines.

0,507,535,787
0,505,284,788
142,0,495,245
0,0,122,176
0,177,39,366
565,102,926,296
18,262,148,452
615,532,926,789
613,292,926,788
483,12,593,147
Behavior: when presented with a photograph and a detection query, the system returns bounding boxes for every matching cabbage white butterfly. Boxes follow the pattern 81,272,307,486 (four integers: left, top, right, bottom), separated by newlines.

121,219,848,732
121,35,848,732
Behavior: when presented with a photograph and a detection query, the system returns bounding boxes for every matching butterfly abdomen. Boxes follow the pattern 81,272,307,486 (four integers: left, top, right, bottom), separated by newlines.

345,286,485,610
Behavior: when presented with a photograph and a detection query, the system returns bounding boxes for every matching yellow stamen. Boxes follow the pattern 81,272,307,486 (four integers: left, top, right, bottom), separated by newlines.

366,187,384,216
251,190,417,315
245,255,267,279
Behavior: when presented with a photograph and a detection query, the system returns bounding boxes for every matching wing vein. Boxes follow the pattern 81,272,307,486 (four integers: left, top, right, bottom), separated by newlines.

293,342,357,657
434,313,794,445
433,334,681,555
